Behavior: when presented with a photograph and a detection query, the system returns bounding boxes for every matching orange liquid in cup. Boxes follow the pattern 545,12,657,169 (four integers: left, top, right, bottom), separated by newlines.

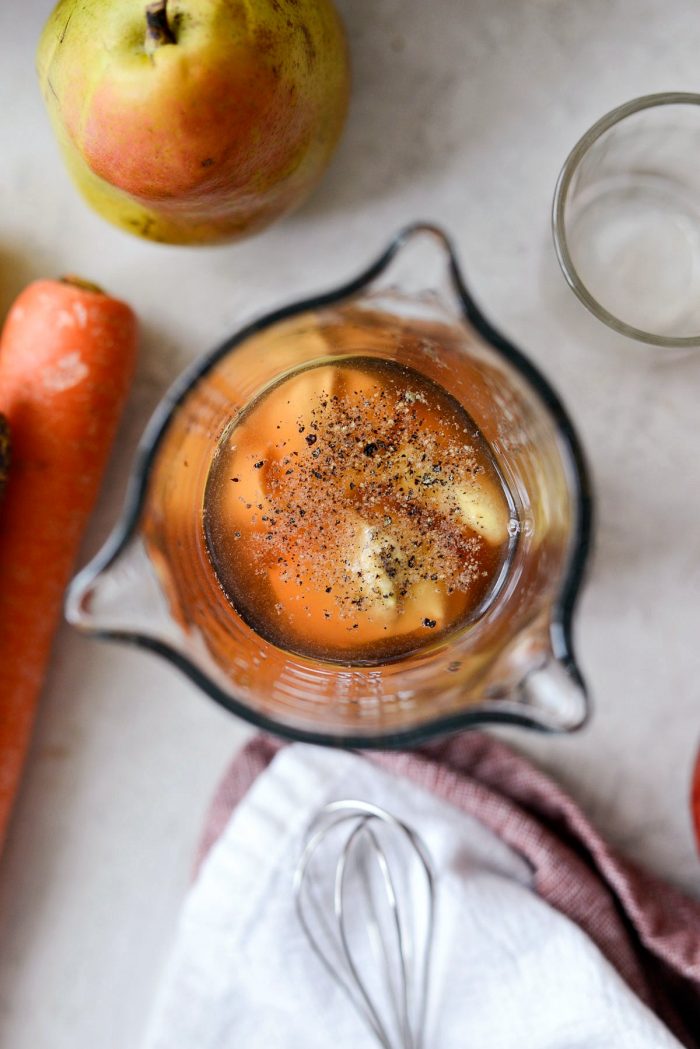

204,357,516,663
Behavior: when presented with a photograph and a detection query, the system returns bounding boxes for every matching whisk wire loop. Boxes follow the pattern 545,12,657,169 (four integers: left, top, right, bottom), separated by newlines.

294,800,435,1049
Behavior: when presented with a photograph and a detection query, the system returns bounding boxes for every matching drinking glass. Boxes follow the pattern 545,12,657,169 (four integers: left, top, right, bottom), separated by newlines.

553,92,700,347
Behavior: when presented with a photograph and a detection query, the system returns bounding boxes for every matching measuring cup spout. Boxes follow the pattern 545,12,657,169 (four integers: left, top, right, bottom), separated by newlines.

65,534,174,644
364,222,470,314
517,654,589,732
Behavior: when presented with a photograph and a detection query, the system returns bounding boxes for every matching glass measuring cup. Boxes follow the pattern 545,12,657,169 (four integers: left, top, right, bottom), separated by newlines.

66,224,593,746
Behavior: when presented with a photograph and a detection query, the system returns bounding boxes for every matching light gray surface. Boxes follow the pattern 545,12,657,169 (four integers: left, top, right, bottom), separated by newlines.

0,1,699,1047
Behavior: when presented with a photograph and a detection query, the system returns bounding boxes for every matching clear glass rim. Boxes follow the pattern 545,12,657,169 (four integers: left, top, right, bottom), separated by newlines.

552,91,700,349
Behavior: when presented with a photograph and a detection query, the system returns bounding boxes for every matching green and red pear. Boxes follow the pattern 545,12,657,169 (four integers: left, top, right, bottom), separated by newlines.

37,0,349,245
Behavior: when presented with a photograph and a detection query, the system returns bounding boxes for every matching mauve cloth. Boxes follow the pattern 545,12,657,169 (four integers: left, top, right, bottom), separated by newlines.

198,733,700,1049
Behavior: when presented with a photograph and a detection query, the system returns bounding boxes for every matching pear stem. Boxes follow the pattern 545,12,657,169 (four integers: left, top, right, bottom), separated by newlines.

145,1,175,50
60,275,105,295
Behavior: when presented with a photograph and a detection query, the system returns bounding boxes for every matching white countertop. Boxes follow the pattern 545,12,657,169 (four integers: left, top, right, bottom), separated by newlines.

1,1,699,1046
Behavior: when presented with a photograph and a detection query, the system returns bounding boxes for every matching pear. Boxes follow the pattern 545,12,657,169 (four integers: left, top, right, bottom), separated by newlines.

453,482,510,545
37,0,349,245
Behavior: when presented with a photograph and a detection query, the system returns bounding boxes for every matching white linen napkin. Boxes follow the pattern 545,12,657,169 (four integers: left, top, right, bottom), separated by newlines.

143,745,682,1049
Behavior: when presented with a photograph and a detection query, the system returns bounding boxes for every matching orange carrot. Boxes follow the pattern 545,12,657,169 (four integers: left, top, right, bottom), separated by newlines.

692,748,700,851
0,278,137,849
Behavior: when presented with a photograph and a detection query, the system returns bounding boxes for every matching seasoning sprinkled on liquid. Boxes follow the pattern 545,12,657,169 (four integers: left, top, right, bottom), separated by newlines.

204,357,516,663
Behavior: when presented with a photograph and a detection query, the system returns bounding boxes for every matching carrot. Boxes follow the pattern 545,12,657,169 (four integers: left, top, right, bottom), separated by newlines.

0,277,137,850
693,747,700,852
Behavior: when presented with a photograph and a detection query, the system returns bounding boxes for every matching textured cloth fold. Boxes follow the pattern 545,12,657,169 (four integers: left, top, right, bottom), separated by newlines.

143,735,700,1049
196,734,700,1048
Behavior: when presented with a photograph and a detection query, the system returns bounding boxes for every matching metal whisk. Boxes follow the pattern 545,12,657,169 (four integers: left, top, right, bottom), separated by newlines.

293,800,435,1049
